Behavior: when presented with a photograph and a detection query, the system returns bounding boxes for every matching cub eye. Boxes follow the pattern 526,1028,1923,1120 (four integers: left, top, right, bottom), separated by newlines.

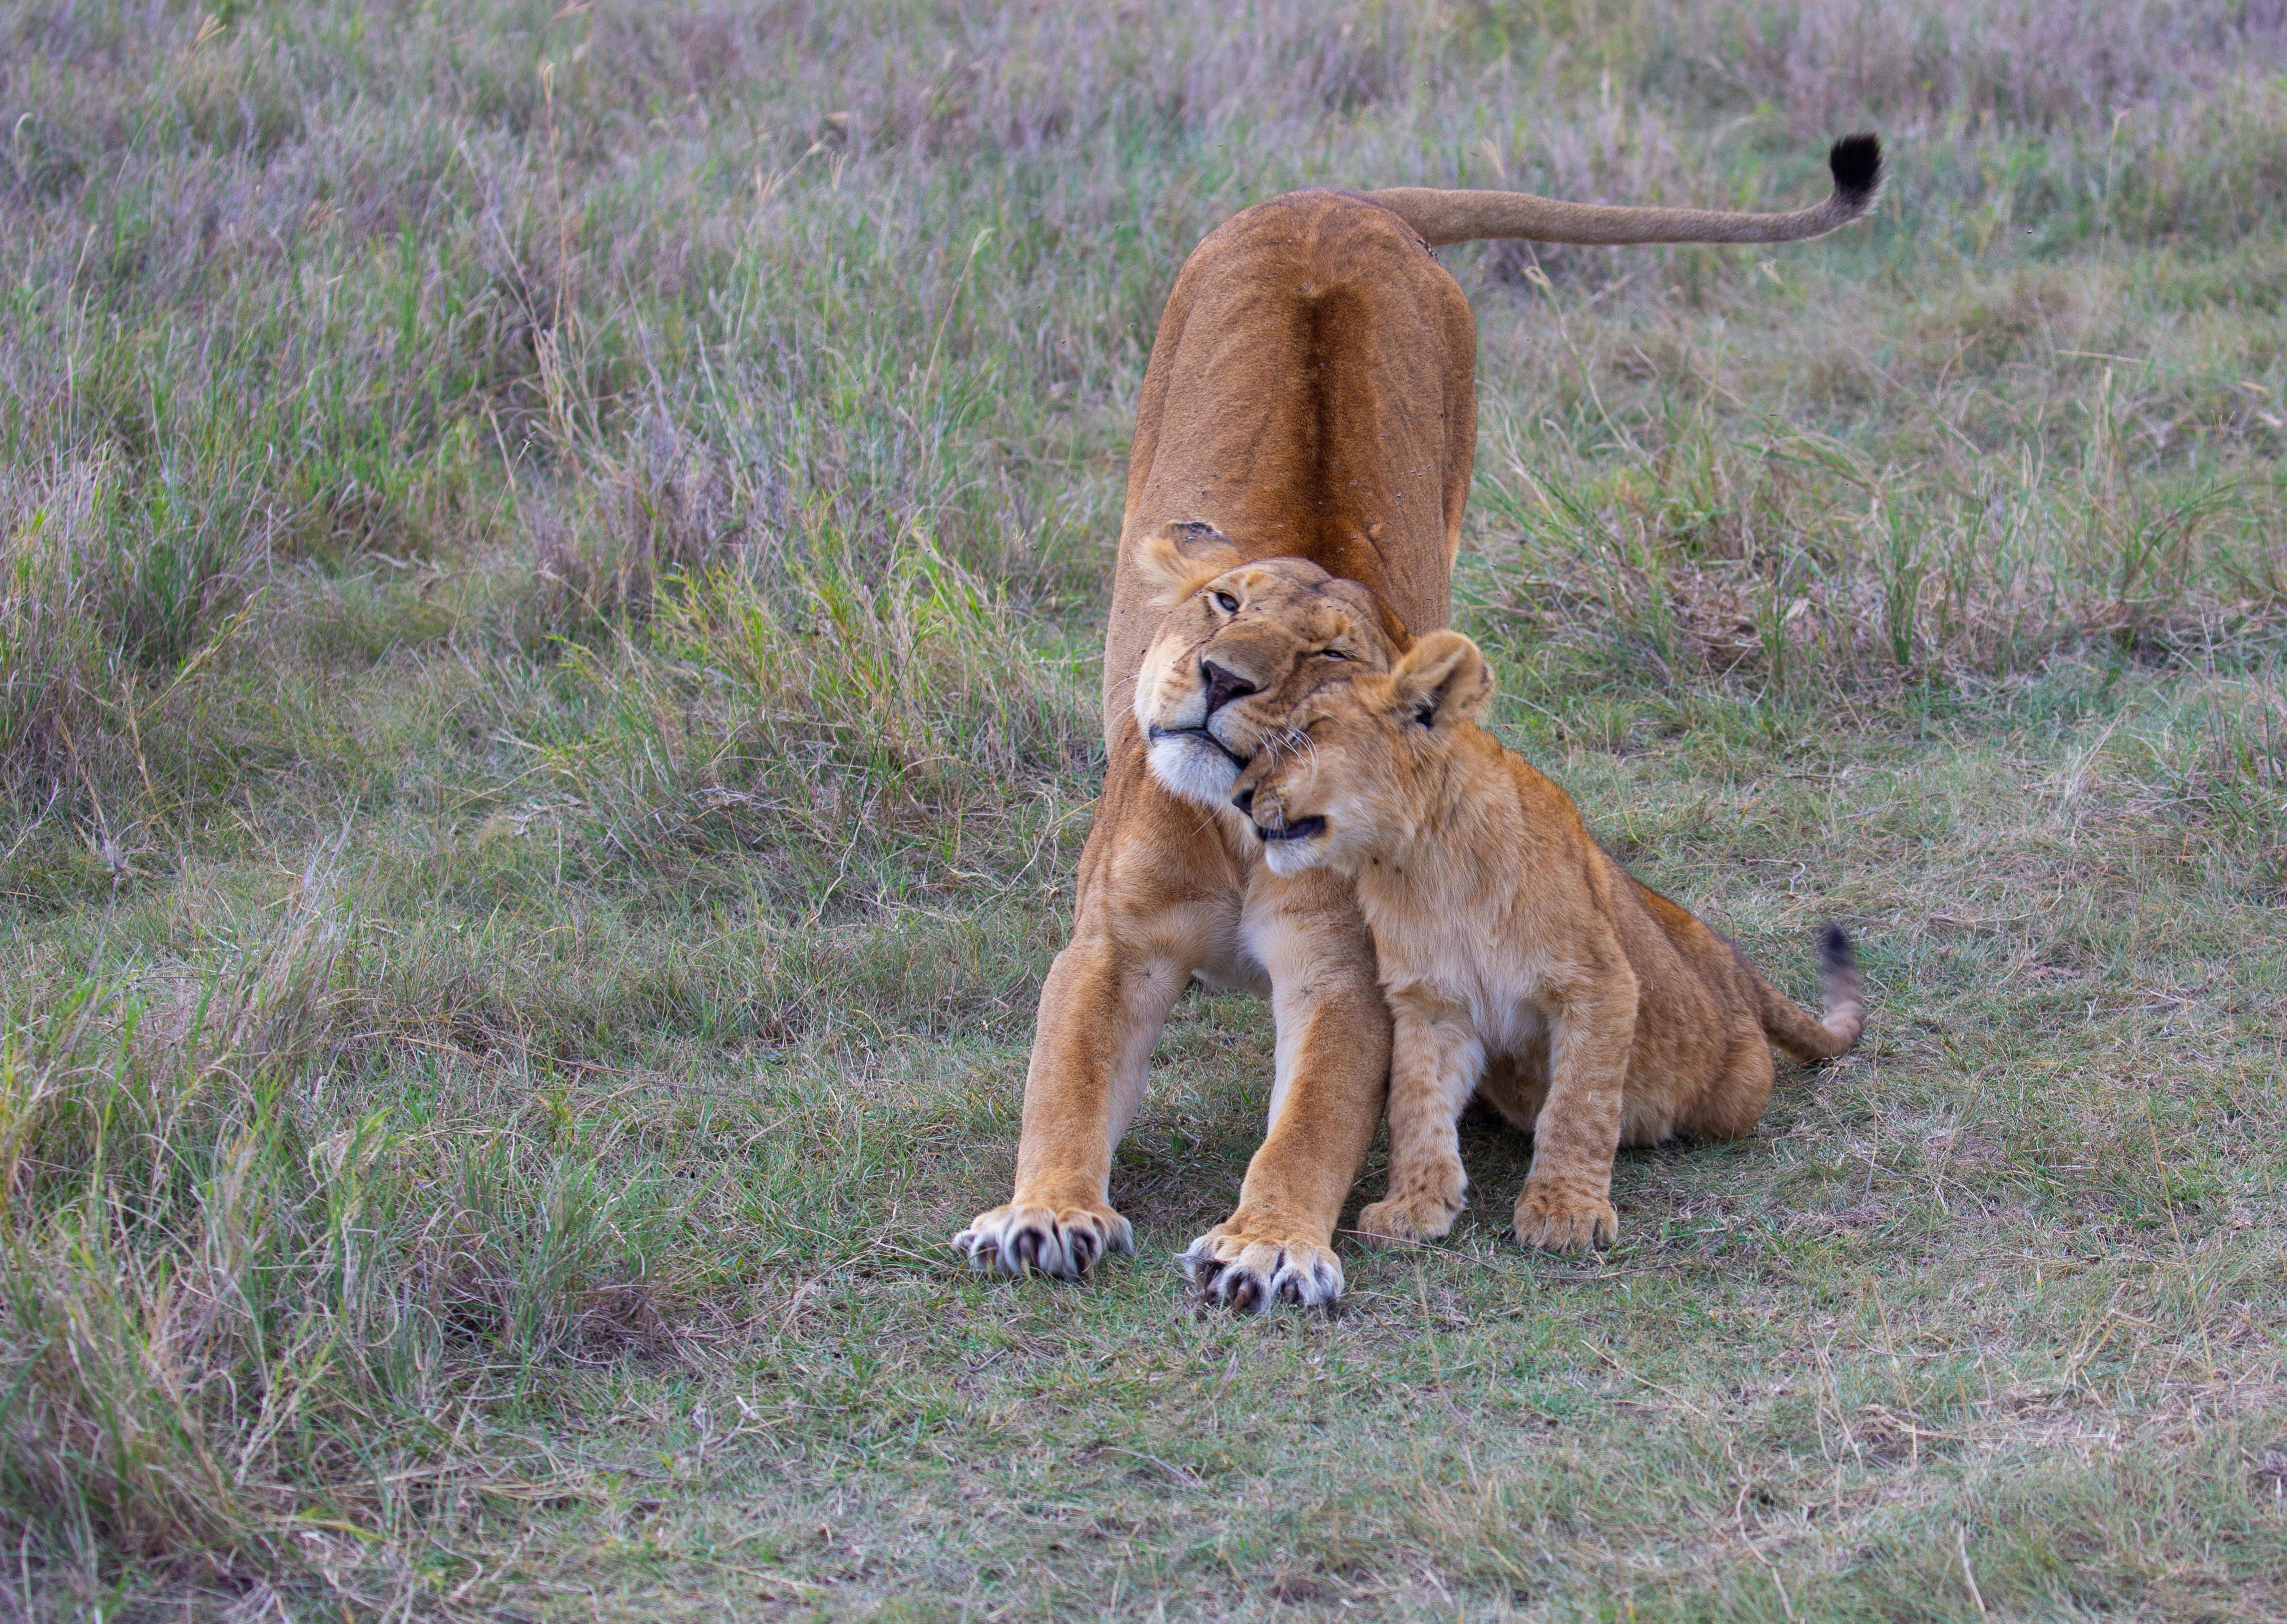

1316,647,1349,660
1214,592,1239,613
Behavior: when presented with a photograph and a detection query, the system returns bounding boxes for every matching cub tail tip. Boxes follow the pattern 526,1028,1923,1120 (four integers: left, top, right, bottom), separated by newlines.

1817,922,1865,1053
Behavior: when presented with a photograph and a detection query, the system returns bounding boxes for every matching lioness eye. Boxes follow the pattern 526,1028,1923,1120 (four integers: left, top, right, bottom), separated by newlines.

1317,647,1348,660
1214,592,1239,612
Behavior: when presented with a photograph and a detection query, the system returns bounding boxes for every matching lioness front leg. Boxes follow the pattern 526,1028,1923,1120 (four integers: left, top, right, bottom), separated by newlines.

1357,1006,1482,1246
1184,869,1390,1312
1514,974,1638,1253
956,766,1234,1281
954,925,1191,1278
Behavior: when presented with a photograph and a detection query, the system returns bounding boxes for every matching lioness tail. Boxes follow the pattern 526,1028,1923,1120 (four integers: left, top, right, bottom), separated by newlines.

1756,923,1865,1063
1363,133,1882,248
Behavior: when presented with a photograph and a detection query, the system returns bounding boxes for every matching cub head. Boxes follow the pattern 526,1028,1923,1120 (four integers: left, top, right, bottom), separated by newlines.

1225,629,1495,877
1131,521,1410,810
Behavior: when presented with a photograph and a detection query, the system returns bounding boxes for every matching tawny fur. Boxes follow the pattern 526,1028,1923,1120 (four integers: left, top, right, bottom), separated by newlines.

955,138,1879,1311
1361,132,1883,248
1228,631,1865,1254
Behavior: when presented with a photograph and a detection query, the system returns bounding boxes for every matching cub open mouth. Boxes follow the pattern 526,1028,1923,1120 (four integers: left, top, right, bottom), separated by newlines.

1147,724,1249,770
1252,817,1326,843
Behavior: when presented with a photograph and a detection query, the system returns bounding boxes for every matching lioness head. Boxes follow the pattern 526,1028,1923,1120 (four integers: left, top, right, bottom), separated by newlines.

1131,521,1410,810
1225,629,1495,877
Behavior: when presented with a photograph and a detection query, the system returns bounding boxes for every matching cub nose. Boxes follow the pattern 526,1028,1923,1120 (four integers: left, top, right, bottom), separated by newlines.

1199,659,1258,717
1230,785,1256,817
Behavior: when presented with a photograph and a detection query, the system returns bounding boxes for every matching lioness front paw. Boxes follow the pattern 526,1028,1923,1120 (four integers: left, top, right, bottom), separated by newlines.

1513,1184,1620,1253
1356,1191,1462,1246
1180,1224,1344,1314
953,1201,1133,1280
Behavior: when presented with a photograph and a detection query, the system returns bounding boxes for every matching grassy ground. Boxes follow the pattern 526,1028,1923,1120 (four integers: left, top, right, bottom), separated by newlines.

3,1,2286,1618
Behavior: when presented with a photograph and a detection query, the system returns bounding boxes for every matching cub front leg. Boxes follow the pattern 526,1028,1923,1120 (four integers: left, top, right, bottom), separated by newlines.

1184,868,1390,1313
1357,1005,1483,1246
1514,972,1638,1253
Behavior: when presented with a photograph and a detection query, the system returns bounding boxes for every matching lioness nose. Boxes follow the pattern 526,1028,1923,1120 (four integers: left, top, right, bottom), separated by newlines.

1230,786,1256,816
1199,660,1257,717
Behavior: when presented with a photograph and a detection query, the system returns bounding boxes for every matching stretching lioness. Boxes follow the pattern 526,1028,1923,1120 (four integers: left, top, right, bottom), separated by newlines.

955,136,1882,1311
1227,630,1865,1251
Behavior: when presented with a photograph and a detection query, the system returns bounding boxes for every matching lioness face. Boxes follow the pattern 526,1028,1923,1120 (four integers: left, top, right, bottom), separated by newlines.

1226,630,1495,877
1129,525,1404,811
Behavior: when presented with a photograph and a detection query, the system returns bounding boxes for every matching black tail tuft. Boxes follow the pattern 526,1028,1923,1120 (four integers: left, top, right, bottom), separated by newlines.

1828,132,1883,207
1819,921,1856,976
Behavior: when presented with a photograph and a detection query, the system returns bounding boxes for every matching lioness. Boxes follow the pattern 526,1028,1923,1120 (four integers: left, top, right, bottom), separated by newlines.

1227,629,1865,1251
955,136,1883,1311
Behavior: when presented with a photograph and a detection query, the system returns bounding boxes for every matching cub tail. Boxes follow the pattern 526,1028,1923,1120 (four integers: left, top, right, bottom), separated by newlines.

1363,133,1882,248
1756,923,1865,1063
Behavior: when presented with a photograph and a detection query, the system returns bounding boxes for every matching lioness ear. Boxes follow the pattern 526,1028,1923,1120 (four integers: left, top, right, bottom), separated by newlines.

1389,630,1494,730
1135,520,1244,610
1372,597,1414,654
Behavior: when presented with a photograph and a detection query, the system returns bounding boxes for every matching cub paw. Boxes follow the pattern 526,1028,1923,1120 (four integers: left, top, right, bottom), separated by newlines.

1356,1191,1462,1246
952,1202,1133,1280
1513,1185,1620,1253
1180,1224,1345,1314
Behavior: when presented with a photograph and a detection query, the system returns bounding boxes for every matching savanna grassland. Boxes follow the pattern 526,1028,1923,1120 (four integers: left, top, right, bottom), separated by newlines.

3,1,2286,1619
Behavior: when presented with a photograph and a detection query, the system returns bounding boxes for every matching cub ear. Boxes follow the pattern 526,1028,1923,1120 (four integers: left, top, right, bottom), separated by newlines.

1389,630,1494,730
1135,520,1244,610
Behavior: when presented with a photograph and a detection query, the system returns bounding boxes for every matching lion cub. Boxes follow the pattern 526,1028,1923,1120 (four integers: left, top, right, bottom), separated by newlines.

1227,630,1864,1252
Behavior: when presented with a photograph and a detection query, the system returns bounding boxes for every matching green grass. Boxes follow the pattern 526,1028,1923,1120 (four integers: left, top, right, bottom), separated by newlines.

2,1,2285,1617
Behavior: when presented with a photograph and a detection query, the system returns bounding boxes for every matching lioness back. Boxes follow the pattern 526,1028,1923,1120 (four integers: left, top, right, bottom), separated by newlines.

1101,192,1472,743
